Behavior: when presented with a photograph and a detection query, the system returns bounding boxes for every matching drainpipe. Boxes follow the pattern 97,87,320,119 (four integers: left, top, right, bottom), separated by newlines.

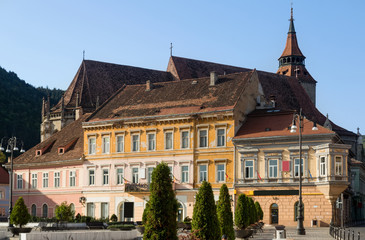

233,144,237,217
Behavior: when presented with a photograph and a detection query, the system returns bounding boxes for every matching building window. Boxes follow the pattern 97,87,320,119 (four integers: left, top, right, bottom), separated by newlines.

269,159,278,178
199,129,208,148
245,160,254,179
320,157,326,176
31,173,37,189
89,169,95,185
335,156,342,175
70,203,75,213
88,137,96,155
101,202,109,219
165,132,173,150
102,136,110,154
69,171,76,187
181,166,189,183
87,203,94,217
31,204,36,217
42,173,48,188
117,168,124,184
168,166,173,180
103,169,109,185
294,158,303,177
148,133,156,151
217,128,226,147
116,135,124,153
132,134,139,152
147,167,154,184
42,204,48,218
181,131,189,149
0,191,2,199
199,165,207,182
217,164,225,182
132,168,139,183
54,172,60,188
16,174,23,189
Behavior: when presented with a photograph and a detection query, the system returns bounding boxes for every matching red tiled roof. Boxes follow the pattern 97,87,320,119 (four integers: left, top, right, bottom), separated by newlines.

12,114,90,167
88,71,254,122
234,110,334,139
0,167,9,184
279,32,304,58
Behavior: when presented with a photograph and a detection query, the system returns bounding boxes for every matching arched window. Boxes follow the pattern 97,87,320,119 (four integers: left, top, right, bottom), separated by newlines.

270,203,278,224
42,204,48,218
294,201,304,221
31,204,37,217
177,203,184,222
70,203,75,212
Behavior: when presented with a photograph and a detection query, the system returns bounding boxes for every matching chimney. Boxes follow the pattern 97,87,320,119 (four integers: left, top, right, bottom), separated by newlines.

210,71,218,86
146,80,152,91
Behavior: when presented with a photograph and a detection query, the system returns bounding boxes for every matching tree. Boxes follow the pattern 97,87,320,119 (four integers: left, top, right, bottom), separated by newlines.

192,181,220,240
235,194,249,229
217,184,234,240
255,201,263,221
10,197,30,228
55,201,74,222
143,163,178,240
247,197,257,225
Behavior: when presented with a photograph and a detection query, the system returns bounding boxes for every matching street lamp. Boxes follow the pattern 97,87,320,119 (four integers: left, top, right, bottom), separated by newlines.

290,109,318,235
0,137,25,227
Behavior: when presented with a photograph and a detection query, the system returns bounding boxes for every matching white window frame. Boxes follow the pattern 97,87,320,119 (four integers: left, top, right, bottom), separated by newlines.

132,167,139,183
216,128,226,147
147,167,155,184
89,169,95,186
244,160,254,179
54,172,60,188
102,169,109,185
31,173,37,189
216,163,226,182
320,156,326,177
116,168,124,185
88,137,96,155
269,159,278,178
335,156,342,176
102,136,110,154
181,130,190,149
181,165,189,183
17,174,23,189
101,202,109,219
69,171,76,187
294,158,303,177
165,131,173,150
87,203,94,217
42,173,48,188
116,135,124,153
147,133,156,151
198,164,208,183
199,129,208,148
131,134,140,152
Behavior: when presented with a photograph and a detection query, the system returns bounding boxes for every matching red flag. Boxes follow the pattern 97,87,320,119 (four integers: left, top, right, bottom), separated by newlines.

225,172,229,180
123,177,129,183
257,171,262,180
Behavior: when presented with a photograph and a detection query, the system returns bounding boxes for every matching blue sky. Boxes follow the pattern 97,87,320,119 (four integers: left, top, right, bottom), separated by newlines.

0,1,364,134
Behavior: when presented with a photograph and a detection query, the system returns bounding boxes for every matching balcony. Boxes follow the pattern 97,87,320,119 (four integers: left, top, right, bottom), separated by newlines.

124,183,150,192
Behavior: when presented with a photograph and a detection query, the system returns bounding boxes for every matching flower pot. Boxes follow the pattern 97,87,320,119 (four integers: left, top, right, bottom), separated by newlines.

234,229,253,238
8,227,32,236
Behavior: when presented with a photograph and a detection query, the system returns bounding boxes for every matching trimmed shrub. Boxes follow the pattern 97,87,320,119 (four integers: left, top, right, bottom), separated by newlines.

247,197,257,224
110,214,118,222
235,194,249,229
192,181,220,240
143,163,178,240
255,201,263,221
55,201,74,222
217,184,234,240
10,197,31,228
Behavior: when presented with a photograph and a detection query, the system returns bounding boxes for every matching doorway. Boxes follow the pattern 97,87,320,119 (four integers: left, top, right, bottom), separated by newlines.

271,203,279,224
119,202,134,221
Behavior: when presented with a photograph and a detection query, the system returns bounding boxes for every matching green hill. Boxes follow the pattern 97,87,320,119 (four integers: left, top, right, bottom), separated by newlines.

0,66,63,151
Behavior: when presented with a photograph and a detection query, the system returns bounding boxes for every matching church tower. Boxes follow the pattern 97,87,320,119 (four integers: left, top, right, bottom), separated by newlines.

277,8,317,105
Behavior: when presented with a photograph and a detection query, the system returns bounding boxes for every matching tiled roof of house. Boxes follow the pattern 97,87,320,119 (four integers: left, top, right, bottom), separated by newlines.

0,167,9,184
88,71,255,122
167,56,251,80
12,114,90,167
52,60,175,113
234,110,335,140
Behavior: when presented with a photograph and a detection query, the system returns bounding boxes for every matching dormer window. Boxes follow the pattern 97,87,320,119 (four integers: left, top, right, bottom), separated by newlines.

36,150,42,156
58,148,64,154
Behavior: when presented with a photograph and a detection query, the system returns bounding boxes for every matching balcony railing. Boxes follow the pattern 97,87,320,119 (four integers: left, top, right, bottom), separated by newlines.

124,183,150,192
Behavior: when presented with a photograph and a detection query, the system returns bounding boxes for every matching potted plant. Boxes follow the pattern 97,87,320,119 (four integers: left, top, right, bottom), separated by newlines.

9,197,32,236
183,216,192,230
234,194,253,239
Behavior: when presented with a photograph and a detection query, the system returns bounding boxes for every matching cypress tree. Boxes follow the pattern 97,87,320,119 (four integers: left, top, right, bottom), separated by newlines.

247,197,257,224
255,201,264,221
234,194,249,229
217,184,234,240
10,197,30,228
143,163,178,240
192,181,220,240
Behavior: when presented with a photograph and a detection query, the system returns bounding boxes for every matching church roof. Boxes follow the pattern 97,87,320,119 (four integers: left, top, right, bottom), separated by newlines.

167,56,251,80
279,9,304,58
87,71,254,122
52,60,175,113
12,114,90,167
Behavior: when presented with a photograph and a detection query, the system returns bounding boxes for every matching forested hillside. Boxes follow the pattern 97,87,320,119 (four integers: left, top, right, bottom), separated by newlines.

0,66,63,151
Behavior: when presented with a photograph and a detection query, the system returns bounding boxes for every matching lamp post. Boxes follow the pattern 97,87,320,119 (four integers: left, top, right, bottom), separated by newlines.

290,109,318,235
0,137,25,227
